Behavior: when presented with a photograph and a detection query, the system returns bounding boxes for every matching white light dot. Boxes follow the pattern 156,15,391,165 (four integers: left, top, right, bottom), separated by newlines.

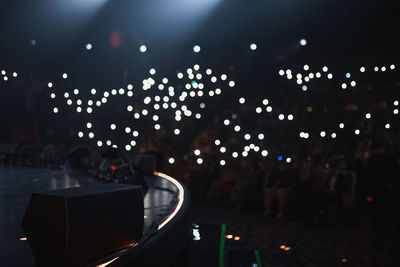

62,73,68,79
394,100,399,106
316,72,321,78
258,133,264,140
242,151,248,157
76,107,82,112
154,124,160,130
303,65,309,71
287,114,294,121
220,160,226,166
350,81,356,87
374,66,379,72
142,109,148,116
229,81,235,87
266,106,272,112
300,38,307,46
139,45,147,53
365,113,371,119
50,93,56,99
341,83,347,89
125,127,131,133
88,132,94,139
385,123,390,129
48,82,53,88
220,147,226,153
339,123,344,129
256,107,262,114
87,122,92,128
381,66,386,72
193,45,201,53
78,132,84,138
394,109,399,115
194,149,201,156
87,107,92,113
239,97,245,104
53,107,58,113
261,150,268,157
67,99,72,105
110,124,116,130
125,144,132,151
13,72,17,77
86,43,92,50
327,73,333,79
169,158,175,164
322,66,328,72
302,85,308,91
74,89,79,95
224,119,230,126
279,70,285,76
345,73,351,78
278,114,285,120
320,131,326,137
234,125,241,132
215,139,221,146
331,133,337,139
244,134,251,140
134,113,140,119
250,43,257,50
390,64,395,70
211,76,217,83
127,105,133,112
91,88,96,94
232,152,238,158
106,140,112,146
133,131,139,137
174,129,180,135
97,141,103,147
197,158,203,164
360,67,365,72
355,129,360,135
286,157,292,163
3,76,8,81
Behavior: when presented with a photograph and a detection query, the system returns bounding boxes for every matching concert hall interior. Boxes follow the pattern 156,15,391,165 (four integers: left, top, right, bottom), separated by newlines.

1,0,400,266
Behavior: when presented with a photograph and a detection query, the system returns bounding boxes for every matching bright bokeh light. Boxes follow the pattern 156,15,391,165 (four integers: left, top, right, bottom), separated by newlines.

139,45,147,53
300,38,307,46
110,124,116,130
169,157,175,164
360,66,365,72
320,131,326,137
385,123,390,129
194,149,201,156
215,139,221,146
258,133,264,140
244,134,251,140
220,160,226,166
193,45,201,53
365,113,371,119
86,43,92,50
303,65,309,71
339,123,344,129
250,43,257,50
239,97,245,104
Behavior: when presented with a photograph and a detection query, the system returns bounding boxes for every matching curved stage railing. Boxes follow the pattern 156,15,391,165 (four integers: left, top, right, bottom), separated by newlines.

91,171,191,267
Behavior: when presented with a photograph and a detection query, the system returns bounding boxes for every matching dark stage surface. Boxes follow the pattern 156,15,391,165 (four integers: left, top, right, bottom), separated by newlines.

0,166,178,266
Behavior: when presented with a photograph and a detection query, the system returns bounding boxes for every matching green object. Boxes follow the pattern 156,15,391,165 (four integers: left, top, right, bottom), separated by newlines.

254,250,262,267
219,224,226,267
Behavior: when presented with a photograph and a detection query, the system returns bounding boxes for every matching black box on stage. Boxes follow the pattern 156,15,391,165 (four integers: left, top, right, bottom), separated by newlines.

21,184,144,266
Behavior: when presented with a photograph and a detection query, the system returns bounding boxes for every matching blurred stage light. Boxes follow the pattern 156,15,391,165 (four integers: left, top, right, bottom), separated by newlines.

250,43,257,50
261,150,268,157
110,124,116,130
244,134,251,140
355,129,360,135
220,160,226,166
86,43,92,50
339,123,344,129
258,133,264,140
139,45,147,53
345,73,351,78
365,113,371,119
53,107,58,113
87,122,92,128
327,73,333,79
322,66,328,72
300,38,307,46
239,97,245,104
169,158,175,164
62,73,68,79
390,64,395,70
360,67,365,72
234,125,241,132
197,158,203,164
303,65,309,71
193,45,201,53
320,131,326,137
88,132,94,139
341,83,347,89
50,93,56,99
78,132,84,138
215,139,221,146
